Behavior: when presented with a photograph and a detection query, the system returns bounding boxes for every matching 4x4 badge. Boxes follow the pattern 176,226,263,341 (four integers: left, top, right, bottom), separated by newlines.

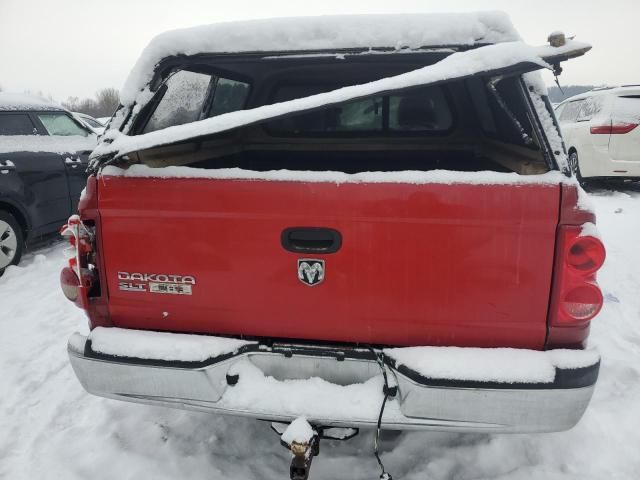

297,259,325,286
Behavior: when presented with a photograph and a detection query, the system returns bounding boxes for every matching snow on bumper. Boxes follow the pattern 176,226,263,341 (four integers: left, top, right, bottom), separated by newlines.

67,328,600,433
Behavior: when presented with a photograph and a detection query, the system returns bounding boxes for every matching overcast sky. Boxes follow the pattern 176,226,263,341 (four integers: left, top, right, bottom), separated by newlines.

1,0,638,102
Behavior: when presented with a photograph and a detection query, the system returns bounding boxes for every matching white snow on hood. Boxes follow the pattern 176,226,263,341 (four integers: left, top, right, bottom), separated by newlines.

94,39,590,162
120,12,520,106
0,135,96,154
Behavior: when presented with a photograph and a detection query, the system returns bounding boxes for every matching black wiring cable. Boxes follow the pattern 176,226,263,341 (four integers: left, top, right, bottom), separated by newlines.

367,347,393,480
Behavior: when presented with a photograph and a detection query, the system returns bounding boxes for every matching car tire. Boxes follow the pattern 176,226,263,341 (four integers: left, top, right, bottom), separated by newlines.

568,151,589,188
0,210,24,276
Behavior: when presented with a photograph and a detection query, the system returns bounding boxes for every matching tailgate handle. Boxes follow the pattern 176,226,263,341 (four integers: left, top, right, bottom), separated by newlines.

281,227,342,254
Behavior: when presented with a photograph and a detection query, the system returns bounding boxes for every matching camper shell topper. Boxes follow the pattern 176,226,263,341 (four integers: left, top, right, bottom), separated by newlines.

90,13,589,175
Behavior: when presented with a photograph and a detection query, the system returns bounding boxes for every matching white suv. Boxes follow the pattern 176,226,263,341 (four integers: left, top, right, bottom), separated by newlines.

555,86,640,184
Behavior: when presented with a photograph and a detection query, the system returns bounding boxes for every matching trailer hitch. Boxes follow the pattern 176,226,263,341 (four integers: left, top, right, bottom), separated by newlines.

273,418,359,480
277,418,320,480
287,433,320,480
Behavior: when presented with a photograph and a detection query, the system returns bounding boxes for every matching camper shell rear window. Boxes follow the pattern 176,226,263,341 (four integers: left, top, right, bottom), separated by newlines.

266,84,454,136
126,53,550,176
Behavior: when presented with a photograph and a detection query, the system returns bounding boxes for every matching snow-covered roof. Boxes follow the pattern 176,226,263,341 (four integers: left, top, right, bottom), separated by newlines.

121,12,521,105
0,92,63,111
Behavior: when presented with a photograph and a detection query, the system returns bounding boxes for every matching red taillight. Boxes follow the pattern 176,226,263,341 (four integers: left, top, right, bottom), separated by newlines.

60,266,80,302
60,215,95,308
549,225,606,328
566,235,606,274
560,283,604,322
590,122,638,134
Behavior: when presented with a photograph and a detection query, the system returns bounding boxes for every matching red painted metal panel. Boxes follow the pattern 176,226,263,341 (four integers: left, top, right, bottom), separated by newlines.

95,176,561,349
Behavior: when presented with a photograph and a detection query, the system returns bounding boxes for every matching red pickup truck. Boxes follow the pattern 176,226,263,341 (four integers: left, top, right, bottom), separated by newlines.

63,13,604,472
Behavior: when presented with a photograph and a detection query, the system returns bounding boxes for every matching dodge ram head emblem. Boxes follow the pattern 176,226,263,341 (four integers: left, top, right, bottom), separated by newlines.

297,259,325,286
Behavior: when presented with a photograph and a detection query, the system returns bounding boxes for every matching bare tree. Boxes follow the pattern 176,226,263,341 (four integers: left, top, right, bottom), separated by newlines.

95,88,119,116
63,96,81,111
61,88,120,117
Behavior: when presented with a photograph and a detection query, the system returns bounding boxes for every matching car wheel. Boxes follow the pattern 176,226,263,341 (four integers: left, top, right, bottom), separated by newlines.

0,211,24,276
568,151,589,188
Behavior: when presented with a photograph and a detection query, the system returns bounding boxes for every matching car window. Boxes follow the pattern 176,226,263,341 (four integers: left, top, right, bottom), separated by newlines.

559,100,583,123
209,78,251,117
576,97,602,122
0,113,37,135
37,113,90,136
267,84,452,135
143,70,213,133
81,116,104,128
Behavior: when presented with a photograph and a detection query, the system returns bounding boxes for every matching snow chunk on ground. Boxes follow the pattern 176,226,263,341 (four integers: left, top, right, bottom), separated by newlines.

281,417,315,445
385,346,600,383
121,12,521,105
88,327,253,362
101,164,568,186
0,135,96,154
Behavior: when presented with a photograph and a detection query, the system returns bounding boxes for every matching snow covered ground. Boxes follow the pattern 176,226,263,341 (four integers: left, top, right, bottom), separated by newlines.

1,186,639,479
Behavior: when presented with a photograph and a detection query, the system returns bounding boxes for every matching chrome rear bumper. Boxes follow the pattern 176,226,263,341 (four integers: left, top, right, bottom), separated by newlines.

68,332,599,433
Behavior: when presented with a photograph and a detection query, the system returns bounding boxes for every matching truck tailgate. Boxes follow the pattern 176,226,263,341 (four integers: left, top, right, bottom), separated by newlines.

98,176,560,349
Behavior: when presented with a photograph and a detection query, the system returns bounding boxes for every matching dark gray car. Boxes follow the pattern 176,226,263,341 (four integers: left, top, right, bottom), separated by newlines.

0,93,96,273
